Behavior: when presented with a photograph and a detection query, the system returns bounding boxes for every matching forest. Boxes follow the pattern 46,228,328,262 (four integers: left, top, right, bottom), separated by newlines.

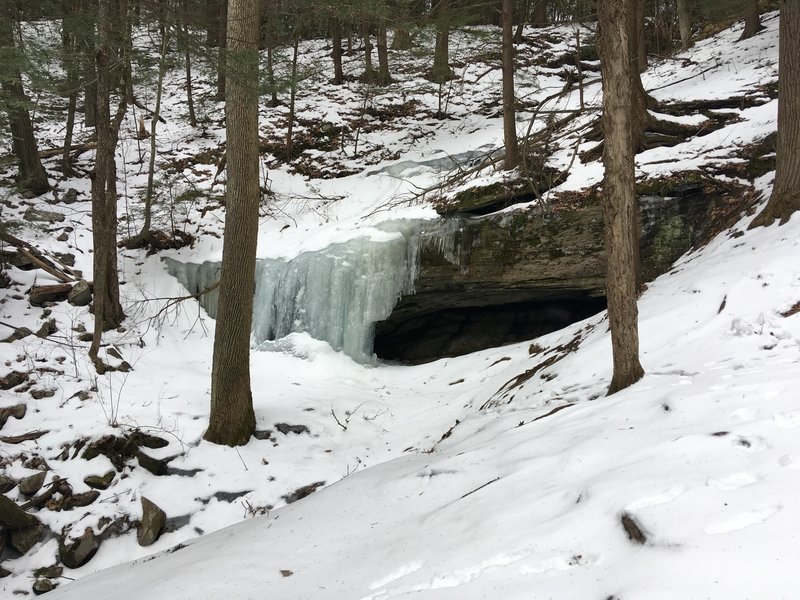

1,0,799,597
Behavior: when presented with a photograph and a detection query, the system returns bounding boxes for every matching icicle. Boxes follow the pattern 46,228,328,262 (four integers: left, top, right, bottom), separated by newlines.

163,217,477,363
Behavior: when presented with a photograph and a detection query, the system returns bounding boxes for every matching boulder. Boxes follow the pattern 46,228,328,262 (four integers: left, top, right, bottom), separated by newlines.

59,528,100,568
63,188,79,204
29,283,72,307
0,371,28,390
32,578,55,595
18,471,47,495
10,524,47,554
0,403,26,428
35,319,58,338
137,497,166,547
23,207,65,223
67,280,92,306
84,471,116,490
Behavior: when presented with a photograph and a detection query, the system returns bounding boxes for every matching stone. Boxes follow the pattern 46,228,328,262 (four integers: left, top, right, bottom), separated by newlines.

33,565,63,579
59,528,100,568
0,371,28,390
0,566,10,578
2,327,32,343
35,319,58,338
18,471,47,495
30,388,56,400
32,578,55,595
10,524,47,554
56,232,69,242
78,332,93,342
67,280,91,306
63,188,79,204
136,450,169,476
29,283,72,307
0,474,17,493
23,207,65,223
84,471,116,490
0,403,26,428
137,497,166,547
60,490,100,510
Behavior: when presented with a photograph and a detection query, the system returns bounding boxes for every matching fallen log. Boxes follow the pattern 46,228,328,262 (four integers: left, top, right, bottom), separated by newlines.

0,232,77,283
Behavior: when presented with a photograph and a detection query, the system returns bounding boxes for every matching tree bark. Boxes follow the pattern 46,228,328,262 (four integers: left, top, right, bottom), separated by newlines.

205,0,259,446
361,21,375,83
531,0,547,27
597,0,645,395
677,0,692,50
502,0,520,170
750,0,800,227
332,18,344,84
739,0,762,41
430,0,453,83
0,1,50,196
376,20,391,86
636,0,646,73
513,0,529,43
215,0,227,101
89,0,127,369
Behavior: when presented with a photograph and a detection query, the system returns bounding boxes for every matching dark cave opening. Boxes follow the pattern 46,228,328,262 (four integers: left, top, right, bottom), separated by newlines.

373,295,607,364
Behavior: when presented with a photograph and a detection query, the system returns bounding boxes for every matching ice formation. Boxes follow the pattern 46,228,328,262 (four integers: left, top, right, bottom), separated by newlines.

164,219,468,363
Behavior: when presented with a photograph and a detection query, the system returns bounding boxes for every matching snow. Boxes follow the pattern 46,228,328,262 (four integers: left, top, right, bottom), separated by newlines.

1,11,798,600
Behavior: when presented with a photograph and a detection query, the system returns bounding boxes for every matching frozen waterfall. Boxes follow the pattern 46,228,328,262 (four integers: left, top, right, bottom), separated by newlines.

164,219,467,363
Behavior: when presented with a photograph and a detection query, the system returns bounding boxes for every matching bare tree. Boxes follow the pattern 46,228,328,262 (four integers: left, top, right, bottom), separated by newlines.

0,0,50,196
205,0,259,446
597,0,645,395
750,0,800,227
677,0,692,50
88,0,128,370
502,0,520,169
739,0,762,41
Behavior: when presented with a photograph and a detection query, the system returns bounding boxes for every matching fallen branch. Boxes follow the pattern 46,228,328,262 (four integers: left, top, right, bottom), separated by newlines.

0,232,77,283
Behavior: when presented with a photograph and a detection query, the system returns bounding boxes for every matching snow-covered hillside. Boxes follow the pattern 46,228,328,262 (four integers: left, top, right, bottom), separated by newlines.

2,11,798,599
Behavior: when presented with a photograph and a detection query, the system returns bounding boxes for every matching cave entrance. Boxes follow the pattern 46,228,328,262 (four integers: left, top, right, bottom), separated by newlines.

373,294,607,364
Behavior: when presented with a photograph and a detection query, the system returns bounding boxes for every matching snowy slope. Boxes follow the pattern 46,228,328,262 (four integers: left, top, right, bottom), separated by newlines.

1,11,797,599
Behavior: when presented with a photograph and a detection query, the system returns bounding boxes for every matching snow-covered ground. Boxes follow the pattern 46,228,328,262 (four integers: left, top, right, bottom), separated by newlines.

2,12,798,599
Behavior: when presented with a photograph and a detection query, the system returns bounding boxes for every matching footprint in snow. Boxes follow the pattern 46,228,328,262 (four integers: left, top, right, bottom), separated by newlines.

705,504,781,535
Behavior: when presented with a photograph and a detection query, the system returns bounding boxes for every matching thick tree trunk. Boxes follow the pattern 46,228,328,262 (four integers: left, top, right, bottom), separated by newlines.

89,0,127,369
502,0,519,170
332,18,344,84
597,0,645,395
750,0,800,227
361,22,375,83
636,0,646,73
531,0,547,27
514,0,529,43
215,0,227,101
739,0,762,41
376,21,391,86
0,4,50,196
430,0,453,83
391,28,412,50
205,0,259,446
677,0,692,50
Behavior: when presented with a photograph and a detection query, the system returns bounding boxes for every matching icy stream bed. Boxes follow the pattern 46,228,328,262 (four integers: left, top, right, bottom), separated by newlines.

164,219,468,363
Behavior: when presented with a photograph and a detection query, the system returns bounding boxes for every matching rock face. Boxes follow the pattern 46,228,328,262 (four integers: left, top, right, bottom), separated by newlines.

137,497,166,546
374,192,712,363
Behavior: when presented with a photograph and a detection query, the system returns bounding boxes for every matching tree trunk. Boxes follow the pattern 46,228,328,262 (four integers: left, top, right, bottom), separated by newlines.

205,0,259,446
205,0,219,45
332,18,344,84
636,0,646,73
597,0,645,395
215,0,227,101
531,0,547,27
391,28,412,50
750,0,800,227
739,0,762,41
286,36,299,161
0,2,50,196
430,0,452,83
89,0,127,369
376,20,391,86
677,0,692,50
361,21,375,83
183,8,197,127
61,0,80,176
137,26,169,239
502,0,519,170
514,0,529,43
